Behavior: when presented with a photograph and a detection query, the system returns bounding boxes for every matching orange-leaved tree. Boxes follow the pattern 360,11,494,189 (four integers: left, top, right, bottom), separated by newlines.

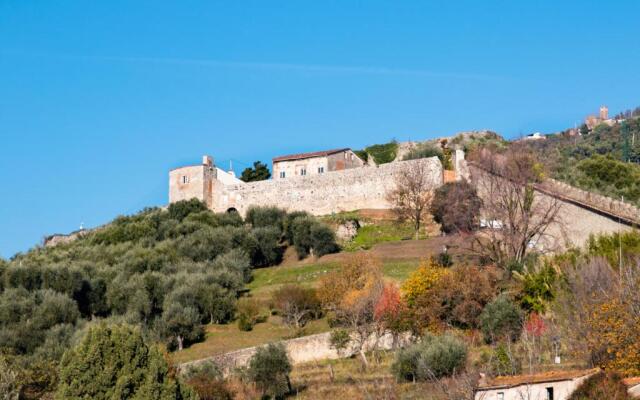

401,259,449,306
318,254,384,367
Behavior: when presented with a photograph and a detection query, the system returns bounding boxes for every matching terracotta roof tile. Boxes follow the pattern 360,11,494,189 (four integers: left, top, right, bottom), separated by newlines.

272,148,350,163
624,377,640,387
478,369,600,390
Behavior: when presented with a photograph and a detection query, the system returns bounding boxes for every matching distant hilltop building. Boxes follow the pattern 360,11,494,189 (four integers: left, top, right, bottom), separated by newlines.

584,105,616,130
169,147,460,216
522,132,546,141
272,148,365,179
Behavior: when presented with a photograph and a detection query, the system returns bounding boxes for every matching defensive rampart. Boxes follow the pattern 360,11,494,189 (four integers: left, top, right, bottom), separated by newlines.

211,157,443,215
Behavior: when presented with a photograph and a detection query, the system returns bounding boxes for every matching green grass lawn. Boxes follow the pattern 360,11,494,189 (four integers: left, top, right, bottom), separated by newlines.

342,221,427,251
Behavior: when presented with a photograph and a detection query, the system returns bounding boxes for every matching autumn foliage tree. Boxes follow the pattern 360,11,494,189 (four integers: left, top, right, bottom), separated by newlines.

318,254,385,367
401,259,449,307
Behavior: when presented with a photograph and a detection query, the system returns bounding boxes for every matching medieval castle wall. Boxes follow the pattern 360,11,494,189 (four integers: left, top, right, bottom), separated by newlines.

169,156,443,216
211,157,443,215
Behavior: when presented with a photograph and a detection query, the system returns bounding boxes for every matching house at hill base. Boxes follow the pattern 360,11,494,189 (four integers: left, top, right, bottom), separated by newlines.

474,369,597,400
272,148,365,179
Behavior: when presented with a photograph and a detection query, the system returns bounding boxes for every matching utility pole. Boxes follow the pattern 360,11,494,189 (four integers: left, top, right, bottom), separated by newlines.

622,121,631,163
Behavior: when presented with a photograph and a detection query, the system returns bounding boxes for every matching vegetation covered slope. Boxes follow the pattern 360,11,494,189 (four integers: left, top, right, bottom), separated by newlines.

519,116,640,205
0,199,338,397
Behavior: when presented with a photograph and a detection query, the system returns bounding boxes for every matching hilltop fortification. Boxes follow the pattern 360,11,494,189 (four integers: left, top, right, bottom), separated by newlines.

169,154,445,215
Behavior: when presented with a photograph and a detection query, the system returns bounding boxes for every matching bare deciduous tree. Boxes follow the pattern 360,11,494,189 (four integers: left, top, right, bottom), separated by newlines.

387,161,435,239
469,147,563,267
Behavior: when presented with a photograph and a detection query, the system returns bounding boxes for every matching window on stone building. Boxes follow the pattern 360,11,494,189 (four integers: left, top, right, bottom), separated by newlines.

497,393,504,400
182,176,189,184
300,168,307,176
280,171,286,179
318,167,324,174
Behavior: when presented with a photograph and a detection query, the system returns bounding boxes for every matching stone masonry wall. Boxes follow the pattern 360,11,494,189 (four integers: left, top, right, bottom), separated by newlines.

179,331,412,377
212,157,443,215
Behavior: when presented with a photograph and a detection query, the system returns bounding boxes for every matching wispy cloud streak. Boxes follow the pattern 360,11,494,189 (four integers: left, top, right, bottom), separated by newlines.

2,50,508,81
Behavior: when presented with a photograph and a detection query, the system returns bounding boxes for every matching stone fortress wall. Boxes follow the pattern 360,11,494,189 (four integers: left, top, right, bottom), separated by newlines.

214,157,443,215
169,156,444,216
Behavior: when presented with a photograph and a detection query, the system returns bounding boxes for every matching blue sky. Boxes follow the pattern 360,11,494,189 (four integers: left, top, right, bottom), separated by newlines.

2,0,640,258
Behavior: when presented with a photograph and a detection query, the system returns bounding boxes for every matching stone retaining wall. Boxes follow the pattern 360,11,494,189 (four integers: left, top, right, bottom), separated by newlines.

179,331,412,377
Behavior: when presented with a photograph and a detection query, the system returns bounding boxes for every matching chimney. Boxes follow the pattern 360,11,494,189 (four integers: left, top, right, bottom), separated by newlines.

202,155,213,167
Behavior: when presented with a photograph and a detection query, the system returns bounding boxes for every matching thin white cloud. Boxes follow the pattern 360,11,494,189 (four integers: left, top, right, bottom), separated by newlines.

3,50,508,81
101,55,503,81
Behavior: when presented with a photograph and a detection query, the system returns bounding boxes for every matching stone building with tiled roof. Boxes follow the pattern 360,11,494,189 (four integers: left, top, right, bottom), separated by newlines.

272,148,365,180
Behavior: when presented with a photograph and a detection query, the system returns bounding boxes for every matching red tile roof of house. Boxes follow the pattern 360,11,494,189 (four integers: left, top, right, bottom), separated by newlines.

272,148,351,163
477,369,600,390
624,377,640,387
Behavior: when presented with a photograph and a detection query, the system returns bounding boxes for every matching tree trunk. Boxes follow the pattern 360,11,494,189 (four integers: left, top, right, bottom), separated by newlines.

359,349,369,369
177,335,184,351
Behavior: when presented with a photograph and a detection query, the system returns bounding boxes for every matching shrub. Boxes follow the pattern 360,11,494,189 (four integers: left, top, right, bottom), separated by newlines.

56,323,196,400
177,226,232,262
365,141,398,164
183,362,233,400
161,304,204,351
236,298,264,331
250,226,284,267
401,260,449,306
480,295,523,343
290,216,314,258
569,371,632,400
247,343,292,399
487,343,521,376
403,143,442,161
309,223,339,257
516,263,557,313
430,180,482,234
168,198,208,221
271,285,321,328
391,333,467,381
283,211,310,242
245,206,286,231
329,329,351,354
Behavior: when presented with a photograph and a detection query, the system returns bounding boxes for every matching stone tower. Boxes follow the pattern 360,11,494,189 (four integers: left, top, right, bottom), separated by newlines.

600,105,609,120
168,155,216,208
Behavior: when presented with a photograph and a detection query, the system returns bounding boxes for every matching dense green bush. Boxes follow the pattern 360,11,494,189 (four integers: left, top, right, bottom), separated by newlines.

365,141,398,164
587,230,640,268
247,343,292,399
56,323,196,400
245,206,286,232
290,215,339,258
479,295,523,343
516,263,556,313
0,201,338,394
392,333,467,381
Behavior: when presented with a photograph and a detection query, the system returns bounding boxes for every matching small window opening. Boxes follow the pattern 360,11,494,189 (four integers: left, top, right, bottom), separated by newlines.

546,387,554,400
